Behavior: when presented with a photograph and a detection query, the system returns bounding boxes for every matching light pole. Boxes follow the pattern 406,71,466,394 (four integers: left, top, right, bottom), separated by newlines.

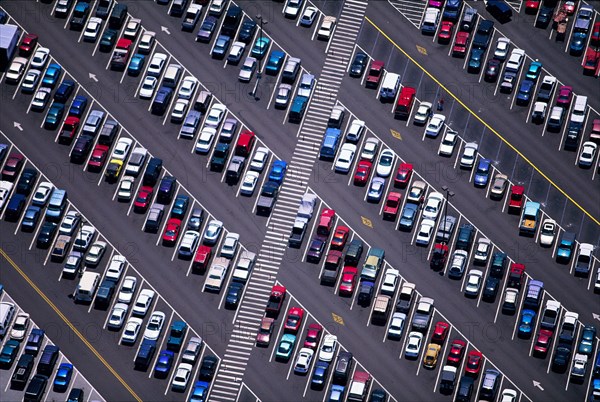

440,185,454,245
250,14,267,100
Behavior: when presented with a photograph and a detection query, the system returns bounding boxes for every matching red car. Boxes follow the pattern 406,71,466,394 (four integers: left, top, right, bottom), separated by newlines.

58,116,80,145
162,218,182,245
452,32,469,58
330,226,349,250
438,21,454,44
446,339,466,366
192,245,212,274
591,22,600,46
464,350,483,376
133,186,153,213
431,321,450,344
256,317,275,346
533,329,553,356
383,192,401,221
19,33,38,56
508,185,524,213
283,307,305,334
394,163,413,188
303,323,323,350
556,85,573,107
563,0,577,15
316,209,335,237
583,47,600,77
525,1,540,14
87,144,109,172
1,153,24,181
338,266,358,296
353,161,372,186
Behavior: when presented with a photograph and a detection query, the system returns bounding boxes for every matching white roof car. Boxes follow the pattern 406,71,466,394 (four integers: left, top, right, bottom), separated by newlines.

85,241,107,267
297,73,315,98
123,18,142,40
501,389,518,402
380,268,400,295
178,76,198,100
171,363,193,391
250,147,270,172
318,334,338,362
346,119,365,142
284,0,303,18
143,311,166,341
117,276,138,304
531,101,547,123
240,171,260,196
465,270,483,297
10,313,30,341
405,331,424,358
203,220,223,245
205,261,228,291
147,53,168,77
318,16,336,40
494,37,510,60
334,143,357,173
62,251,83,277
274,83,293,108
73,225,96,251
59,210,81,235
425,114,446,138
0,181,13,210
107,303,128,330
414,102,432,125
539,219,557,247
195,127,216,154
438,129,457,156
205,104,227,128
448,250,468,278
506,48,525,72
220,233,240,259
422,192,444,220
120,317,143,344
406,180,426,204
6,57,28,82
578,141,597,168
238,56,257,82
209,0,226,15
31,87,52,110
473,238,491,264
360,137,380,162
376,149,395,177
32,181,54,206
139,76,158,99
460,142,478,169
117,176,135,201
387,312,406,339
170,99,190,123
105,255,127,282
300,6,318,27
21,70,41,92
132,289,155,317
30,47,50,69
83,17,102,42
415,218,436,246
227,41,246,63
293,347,314,374
111,137,133,160
138,31,156,54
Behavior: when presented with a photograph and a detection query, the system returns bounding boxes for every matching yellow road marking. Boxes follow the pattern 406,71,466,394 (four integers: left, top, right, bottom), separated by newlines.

0,248,142,402
416,45,427,55
361,216,373,228
390,129,402,140
365,16,599,227
332,313,345,325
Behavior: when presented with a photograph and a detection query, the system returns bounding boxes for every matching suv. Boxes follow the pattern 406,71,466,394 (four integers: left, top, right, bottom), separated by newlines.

479,369,501,400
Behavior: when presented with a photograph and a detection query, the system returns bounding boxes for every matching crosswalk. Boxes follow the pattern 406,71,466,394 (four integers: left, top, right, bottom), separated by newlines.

209,1,369,400
387,0,429,29
504,0,523,13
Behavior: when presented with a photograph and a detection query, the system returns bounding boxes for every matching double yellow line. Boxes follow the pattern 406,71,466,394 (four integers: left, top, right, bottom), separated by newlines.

365,16,599,227
0,248,142,402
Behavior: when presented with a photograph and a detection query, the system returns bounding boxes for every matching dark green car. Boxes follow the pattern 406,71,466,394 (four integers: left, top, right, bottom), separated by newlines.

0,340,20,368
99,29,118,52
44,103,65,130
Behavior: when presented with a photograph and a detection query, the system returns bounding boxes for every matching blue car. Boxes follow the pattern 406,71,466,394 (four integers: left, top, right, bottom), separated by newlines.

53,363,73,392
329,384,346,402
21,206,41,232
275,333,296,361
0,340,20,368
569,31,587,56
473,158,491,187
171,195,190,219
268,160,288,185
54,80,75,103
251,37,271,59
265,50,285,75
212,35,231,59
154,350,174,378
399,203,418,231
518,309,536,339
225,282,243,309
591,379,600,401
69,95,88,118
127,54,145,76
367,177,385,203
44,102,66,129
42,63,62,88
516,79,534,106
310,361,329,390
578,326,596,355
467,48,484,73
189,381,210,402
525,61,542,81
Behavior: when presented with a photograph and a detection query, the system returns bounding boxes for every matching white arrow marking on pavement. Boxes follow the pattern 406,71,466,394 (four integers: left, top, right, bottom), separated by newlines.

533,380,544,391
161,26,170,35
593,313,600,321
14,122,23,131
89,73,98,82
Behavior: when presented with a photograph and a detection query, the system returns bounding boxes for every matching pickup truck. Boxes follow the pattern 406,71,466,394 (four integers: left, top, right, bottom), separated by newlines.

439,365,457,394
58,117,80,145
360,248,385,281
347,371,371,401
574,243,594,277
537,76,557,102
316,209,335,237
507,263,525,289
182,4,202,32
365,60,384,89
166,320,188,352
472,20,494,50
110,38,132,71
265,285,286,316
435,215,456,243
411,297,434,332
508,185,524,213
558,311,579,347
296,193,317,220
288,217,308,248
70,1,90,31
571,353,588,381
210,143,230,171
204,257,230,292
383,192,401,220
256,181,279,216
519,201,541,236
231,251,256,283
540,300,561,331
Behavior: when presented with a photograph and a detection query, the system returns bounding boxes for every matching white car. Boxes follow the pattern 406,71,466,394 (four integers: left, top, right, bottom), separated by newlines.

107,303,128,330
334,143,356,173
578,141,597,168
0,181,12,210
178,76,198,100
31,87,52,110
170,99,190,123
317,16,336,40
425,114,446,138
415,219,436,246
111,138,133,160
105,255,127,282
460,142,478,169
195,127,216,154
123,18,142,40
318,334,338,362
171,363,193,391
227,41,246,64
147,53,168,77
293,348,314,374
539,219,557,247
438,129,457,156
380,268,400,295
205,104,227,128
117,176,135,201
464,270,483,297
5,57,27,83
85,241,107,267
10,313,30,341
220,233,240,258
138,31,156,54
240,171,260,196
73,225,96,251
32,181,54,206
360,138,380,162
500,389,518,402
20,70,41,92
422,192,444,220
300,7,318,27
139,76,158,99
209,0,226,15
494,37,510,60
59,210,81,236
506,48,525,72
346,119,365,142
117,276,137,304
203,220,223,245
30,47,50,69
405,331,424,359
387,312,406,340
121,317,143,344
143,311,166,341
448,250,468,279
238,56,257,82
250,147,270,172
83,17,102,42
376,149,394,177
473,238,491,265
284,0,303,18
132,289,155,317
413,102,432,125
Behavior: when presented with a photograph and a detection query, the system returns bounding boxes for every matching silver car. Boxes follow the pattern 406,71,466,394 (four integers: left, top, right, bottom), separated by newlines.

275,84,293,109
238,56,256,82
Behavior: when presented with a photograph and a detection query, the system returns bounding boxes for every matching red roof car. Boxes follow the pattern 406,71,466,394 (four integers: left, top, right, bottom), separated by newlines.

256,317,275,346
464,350,483,376
354,161,372,186
87,144,109,172
563,1,576,15
533,329,553,356
525,1,540,14
556,85,573,107
133,186,153,213
283,307,305,333
303,323,323,350
330,226,349,250
438,22,454,44
583,47,600,77
446,339,467,366
162,218,182,245
338,266,358,296
365,60,385,89
266,285,286,315
394,163,413,188
508,185,524,213
1,153,24,181
591,22,600,47
383,192,402,221
192,245,212,274
58,116,80,145
316,208,336,237
431,321,450,344
19,33,38,56
452,32,469,58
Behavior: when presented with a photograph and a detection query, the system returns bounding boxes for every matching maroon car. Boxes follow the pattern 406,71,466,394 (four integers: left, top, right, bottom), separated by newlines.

1,153,24,181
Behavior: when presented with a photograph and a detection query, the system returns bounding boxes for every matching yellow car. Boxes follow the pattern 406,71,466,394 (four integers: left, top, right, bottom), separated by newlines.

105,159,123,181
423,343,441,369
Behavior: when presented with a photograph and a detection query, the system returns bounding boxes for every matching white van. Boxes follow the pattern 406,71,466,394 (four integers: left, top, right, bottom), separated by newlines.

570,95,588,124
74,272,101,303
379,72,401,102
0,302,16,338
163,64,183,88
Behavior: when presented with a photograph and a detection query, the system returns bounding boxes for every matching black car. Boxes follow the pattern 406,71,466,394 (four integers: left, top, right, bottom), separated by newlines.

344,239,363,265
54,80,75,103
99,28,118,52
552,346,572,373
238,19,257,44
349,52,369,78
67,388,85,402
157,176,177,204
482,277,499,302
16,168,38,195
36,222,58,249
306,238,325,263
484,59,501,82
198,355,218,381
143,157,163,186
370,388,388,402
535,6,554,28
225,282,243,309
